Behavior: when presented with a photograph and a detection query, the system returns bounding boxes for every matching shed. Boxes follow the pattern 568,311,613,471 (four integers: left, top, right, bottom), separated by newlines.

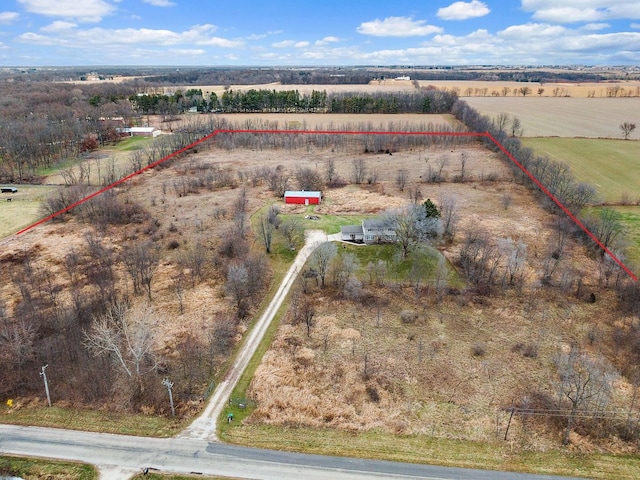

284,190,322,205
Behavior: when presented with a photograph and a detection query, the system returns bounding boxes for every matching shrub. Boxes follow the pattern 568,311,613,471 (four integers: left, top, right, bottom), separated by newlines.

399,309,418,324
471,342,486,357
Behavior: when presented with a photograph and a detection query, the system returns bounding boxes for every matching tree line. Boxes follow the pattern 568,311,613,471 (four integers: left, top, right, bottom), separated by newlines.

129,88,458,115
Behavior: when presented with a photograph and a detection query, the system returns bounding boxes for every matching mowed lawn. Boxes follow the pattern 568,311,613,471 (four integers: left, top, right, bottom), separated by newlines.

0,185,58,238
522,137,640,203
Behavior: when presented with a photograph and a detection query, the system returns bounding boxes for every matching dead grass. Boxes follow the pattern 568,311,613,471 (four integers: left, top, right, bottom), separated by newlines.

2,127,637,472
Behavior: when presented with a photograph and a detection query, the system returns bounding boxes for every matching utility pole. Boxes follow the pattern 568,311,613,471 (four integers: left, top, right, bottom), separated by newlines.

40,365,51,407
162,378,175,417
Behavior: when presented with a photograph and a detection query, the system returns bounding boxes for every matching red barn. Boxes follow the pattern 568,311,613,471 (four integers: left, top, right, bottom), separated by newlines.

284,190,322,205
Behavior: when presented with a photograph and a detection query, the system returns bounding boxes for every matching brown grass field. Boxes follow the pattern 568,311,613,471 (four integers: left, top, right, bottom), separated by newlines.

464,97,640,138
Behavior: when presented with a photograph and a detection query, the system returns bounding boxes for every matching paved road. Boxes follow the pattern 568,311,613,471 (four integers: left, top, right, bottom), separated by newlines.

0,424,587,480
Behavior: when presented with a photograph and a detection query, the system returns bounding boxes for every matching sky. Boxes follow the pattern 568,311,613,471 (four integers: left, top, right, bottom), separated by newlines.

0,0,639,66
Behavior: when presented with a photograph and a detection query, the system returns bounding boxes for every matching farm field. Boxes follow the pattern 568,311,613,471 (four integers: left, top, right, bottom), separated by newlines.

464,96,640,138
521,137,640,203
171,78,640,101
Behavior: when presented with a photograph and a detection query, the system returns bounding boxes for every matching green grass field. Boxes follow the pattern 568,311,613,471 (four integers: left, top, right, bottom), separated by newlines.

522,137,640,203
612,206,640,267
0,185,58,237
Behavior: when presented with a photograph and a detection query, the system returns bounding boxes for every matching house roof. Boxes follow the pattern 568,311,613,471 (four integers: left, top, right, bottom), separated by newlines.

341,225,363,235
284,190,322,198
362,219,388,229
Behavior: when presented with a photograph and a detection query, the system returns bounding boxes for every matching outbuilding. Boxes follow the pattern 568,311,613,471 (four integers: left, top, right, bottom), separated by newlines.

284,190,322,205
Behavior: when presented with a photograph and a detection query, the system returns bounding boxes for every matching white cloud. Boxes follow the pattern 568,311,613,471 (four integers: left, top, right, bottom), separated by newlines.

583,23,610,30
18,24,243,49
17,0,115,22
315,36,340,46
167,48,205,56
357,16,442,37
143,0,176,6
41,21,77,32
632,23,640,29
499,22,566,39
0,11,19,24
272,40,296,48
437,1,490,21
522,1,640,23
272,40,310,48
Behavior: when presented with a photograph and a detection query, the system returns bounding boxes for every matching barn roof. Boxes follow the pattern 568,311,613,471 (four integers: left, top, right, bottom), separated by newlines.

284,190,322,198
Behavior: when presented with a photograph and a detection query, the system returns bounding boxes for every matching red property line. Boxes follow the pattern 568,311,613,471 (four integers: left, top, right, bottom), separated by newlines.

16,128,637,281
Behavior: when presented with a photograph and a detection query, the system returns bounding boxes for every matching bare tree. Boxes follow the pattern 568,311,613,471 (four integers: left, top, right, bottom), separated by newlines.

331,252,359,289
257,212,275,253
121,241,160,300
518,86,532,97
301,297,316,337
493,112,509,133
233,187,249,239
84,301,159,377
266,167,289,197
324,158,337,187
498,237,527,288
439,195,459,243
584,208,624,255
295,166,323,191
555,345,613,445
276,217,302,250
511,116,523,137
351,158,367,184
178,242,208,287
226,262,249,317
384,205,426,258
309,242,337,288
396,169,408,191
620,122,636,140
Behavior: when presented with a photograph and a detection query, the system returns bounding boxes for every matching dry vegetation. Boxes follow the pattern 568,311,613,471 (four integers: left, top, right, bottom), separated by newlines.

220,136,639,453
2,103,640,463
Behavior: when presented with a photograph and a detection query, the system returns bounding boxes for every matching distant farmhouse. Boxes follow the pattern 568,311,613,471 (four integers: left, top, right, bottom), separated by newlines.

284,190,322,206
341,219,397,244
117,126,161,138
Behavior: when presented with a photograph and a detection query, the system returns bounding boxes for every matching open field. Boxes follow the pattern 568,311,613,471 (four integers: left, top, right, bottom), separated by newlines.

415,79,640,99
0,185,58,237
169,79,640,100
465,97,640,138
521,137,640,203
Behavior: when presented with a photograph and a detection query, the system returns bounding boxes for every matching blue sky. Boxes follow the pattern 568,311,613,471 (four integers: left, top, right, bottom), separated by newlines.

0,0,639,66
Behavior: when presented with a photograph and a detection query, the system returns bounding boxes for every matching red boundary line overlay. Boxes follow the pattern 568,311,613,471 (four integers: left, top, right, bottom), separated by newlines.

16,128,637,282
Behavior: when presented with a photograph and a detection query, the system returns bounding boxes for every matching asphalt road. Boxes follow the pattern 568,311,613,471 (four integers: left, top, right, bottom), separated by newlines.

0,424,587,480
